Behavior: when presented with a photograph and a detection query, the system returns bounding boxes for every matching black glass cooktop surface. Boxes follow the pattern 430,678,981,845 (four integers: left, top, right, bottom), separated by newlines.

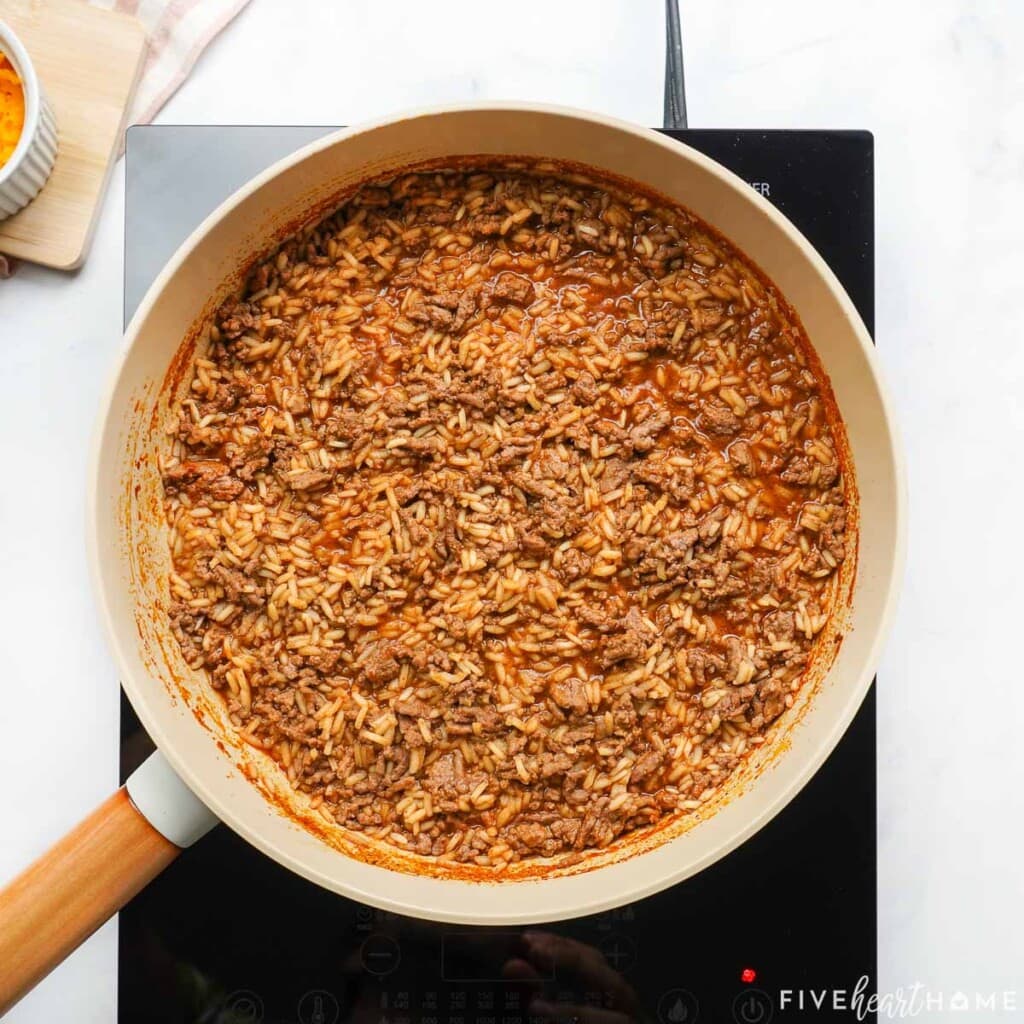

122,126,875,1024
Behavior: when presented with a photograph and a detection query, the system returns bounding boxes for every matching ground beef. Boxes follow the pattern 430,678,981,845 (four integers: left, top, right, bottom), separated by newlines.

599,457,631,492
538,752,575,778
208,563,263,608
630,749,664,783
513,821,550,852
163,460,244,502
162,164,850,872
729,439,755,475
633,457,695,503
549,677,589,715
555,547,592,581
701,402,742,436
490,272,535,306
763,610,795,641
628,408,673,452
216,298,258,339
602,631,648,668
687,648,726,686
424,751,463,800
571,370,600,405
362,641,403,686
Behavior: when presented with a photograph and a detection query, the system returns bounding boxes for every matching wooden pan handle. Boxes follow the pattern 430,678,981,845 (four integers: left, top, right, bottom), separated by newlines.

0,752,217,1014
0,787,180,1014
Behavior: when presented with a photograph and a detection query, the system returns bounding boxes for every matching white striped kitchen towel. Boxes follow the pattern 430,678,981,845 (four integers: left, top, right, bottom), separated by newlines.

91,0,252,129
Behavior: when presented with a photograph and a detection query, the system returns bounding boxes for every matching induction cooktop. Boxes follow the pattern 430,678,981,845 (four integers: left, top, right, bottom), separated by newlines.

122,125,876,1024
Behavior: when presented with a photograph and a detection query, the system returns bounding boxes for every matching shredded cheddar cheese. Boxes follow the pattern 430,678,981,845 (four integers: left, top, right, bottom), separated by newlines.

0,53,25,168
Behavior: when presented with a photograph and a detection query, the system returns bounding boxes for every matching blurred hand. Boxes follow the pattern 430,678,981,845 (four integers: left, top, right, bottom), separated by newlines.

503,931,642,1024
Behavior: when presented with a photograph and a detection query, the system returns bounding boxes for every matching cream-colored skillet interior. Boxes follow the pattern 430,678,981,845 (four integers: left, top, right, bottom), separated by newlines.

90,104,904,923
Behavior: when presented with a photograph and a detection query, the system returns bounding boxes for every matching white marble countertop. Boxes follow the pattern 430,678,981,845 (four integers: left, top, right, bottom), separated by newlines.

2,1,1022,1020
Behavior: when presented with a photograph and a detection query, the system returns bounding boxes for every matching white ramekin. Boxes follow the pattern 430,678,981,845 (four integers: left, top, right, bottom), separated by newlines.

0,20,58,220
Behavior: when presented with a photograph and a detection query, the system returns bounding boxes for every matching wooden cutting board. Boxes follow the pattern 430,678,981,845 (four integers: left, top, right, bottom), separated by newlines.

0,0,146,269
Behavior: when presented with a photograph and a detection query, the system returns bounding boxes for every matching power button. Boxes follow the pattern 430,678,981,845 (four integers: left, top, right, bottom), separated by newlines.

732,988,773,1024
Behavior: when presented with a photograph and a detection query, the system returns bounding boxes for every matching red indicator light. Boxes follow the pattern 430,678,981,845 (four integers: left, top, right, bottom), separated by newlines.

741,967,757,984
